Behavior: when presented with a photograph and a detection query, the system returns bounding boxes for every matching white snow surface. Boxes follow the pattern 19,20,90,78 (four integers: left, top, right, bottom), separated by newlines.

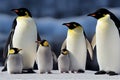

0,67,120,80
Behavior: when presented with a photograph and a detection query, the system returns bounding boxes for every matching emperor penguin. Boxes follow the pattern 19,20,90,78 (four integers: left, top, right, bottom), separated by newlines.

62,22,93,73
88,8,120,76
7,48,23,74
36,40,57,74
2,8,41,73
58,49,70,73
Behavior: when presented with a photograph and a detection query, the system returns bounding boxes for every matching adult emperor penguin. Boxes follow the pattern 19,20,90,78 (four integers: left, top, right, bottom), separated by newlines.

7,48,23,74
58,49,70,73
62,22,93,73
2,8,41,73
36,40,57,74
88,8,120,76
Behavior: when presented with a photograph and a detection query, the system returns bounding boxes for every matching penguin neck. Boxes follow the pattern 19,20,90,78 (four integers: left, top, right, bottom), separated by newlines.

68,27,83,36
98,14,111,23
97,14,114,29
17,16,32,21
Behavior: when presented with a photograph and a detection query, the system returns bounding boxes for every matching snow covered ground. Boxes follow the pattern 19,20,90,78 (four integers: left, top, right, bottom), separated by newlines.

0,67,120,80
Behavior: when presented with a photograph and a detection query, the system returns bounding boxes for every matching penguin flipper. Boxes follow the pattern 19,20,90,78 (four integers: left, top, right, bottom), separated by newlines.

86,39,93,60
1,60,7,72
3,19,16,63
52,51,58,63
91,34,96,49
61,39,66,50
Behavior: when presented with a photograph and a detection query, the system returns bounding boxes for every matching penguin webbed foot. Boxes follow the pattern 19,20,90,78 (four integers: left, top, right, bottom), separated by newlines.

77,69,85,73
95,70,106,75
107,71,118,76
22,69,35,73
40,72,45,74
1,66,7,72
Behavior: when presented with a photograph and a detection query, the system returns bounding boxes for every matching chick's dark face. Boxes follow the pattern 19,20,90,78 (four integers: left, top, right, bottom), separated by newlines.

63,22,81,29
88,8,110,19
11,8,32,17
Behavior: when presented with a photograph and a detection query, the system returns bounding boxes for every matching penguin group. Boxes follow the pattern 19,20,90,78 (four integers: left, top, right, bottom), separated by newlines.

1,8,120,76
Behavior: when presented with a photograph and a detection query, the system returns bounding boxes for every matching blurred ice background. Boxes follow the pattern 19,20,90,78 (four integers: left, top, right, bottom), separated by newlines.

0,0,120,70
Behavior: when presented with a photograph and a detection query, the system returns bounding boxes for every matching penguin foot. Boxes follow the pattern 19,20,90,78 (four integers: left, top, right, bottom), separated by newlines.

71,71,75,73
77,69,85,73
107,71,118,76
48,72,52,74
40,72,45,74
65,71,69,73
22,69,35,73
95,70,106,75
1,66,7,72
10,72,22,74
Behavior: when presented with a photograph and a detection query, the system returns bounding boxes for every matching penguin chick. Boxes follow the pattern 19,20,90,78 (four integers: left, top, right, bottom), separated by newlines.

62,22,93,73
88,8,120,76
7,48,23,74
36,40,55,74
58,49,70,73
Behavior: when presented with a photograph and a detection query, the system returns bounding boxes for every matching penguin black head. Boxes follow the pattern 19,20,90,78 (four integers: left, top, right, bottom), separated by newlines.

8,48,22,55
61,49,69,55
88,8,111,19
11,8,32,17
63,22,82,29
36,40,49,47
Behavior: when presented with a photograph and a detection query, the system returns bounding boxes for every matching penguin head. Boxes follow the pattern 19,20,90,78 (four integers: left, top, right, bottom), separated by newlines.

11,8,32,17
63,22,82,30
36,40,49,47
61,49,69,55
8,48,22,55
88,8,111,19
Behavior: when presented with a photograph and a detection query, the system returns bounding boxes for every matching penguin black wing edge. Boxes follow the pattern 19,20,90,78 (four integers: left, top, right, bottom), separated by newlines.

2,19,16,67
110,13,120,37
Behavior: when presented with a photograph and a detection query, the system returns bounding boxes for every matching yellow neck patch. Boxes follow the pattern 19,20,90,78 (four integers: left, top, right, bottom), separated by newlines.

43,41,49,47
8,49,15,54
63,51,68,55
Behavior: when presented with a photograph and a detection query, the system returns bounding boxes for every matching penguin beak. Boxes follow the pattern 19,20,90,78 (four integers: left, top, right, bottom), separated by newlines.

35,41,41,44
11,9,19,13
62,23,71,27
87,13,96,17
18,49,22,51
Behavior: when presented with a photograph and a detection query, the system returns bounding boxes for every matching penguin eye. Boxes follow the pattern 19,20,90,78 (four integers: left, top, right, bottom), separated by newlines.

97,12,101,15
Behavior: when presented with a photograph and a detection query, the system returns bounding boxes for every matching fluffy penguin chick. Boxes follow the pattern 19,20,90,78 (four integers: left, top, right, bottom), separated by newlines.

88,8,120,76
7,48,23,74
36,40,53,74
58,49,70,73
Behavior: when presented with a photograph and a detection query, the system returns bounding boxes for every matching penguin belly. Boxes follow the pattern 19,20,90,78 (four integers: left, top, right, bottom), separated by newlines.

37,47,53,73
67,33,87,71
7,54,23,74
13,17,37,69
58,54,70,73
96,18,120,73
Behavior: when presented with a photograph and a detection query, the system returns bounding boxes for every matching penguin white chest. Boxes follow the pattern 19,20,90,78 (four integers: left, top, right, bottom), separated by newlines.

37,46,53,73
13,17,37,69
96,15,120,72
66,29,87,70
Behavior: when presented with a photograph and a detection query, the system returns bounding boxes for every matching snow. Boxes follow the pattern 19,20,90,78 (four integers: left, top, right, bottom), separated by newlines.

0,67,120,80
